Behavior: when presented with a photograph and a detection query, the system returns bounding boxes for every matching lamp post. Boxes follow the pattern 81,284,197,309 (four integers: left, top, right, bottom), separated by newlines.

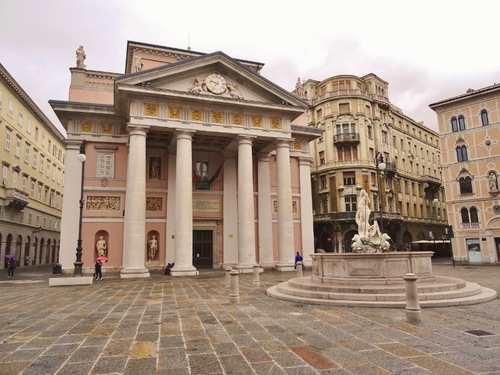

74,140,86,277
375,151,386,234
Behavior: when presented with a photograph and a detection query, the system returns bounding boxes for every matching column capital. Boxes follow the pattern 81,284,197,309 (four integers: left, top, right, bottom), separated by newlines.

174,129,195,141
237,135,256,145
275,138,294,148
298,156,313,165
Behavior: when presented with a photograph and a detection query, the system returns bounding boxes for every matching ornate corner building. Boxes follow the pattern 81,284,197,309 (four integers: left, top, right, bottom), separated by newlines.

0,64,66,267
296,74,447,252
430,83,500,263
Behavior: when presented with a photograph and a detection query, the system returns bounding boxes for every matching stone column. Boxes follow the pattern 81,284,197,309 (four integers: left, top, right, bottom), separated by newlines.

170,130,198,276
257,153,274,268
58,141,82,274
121,126,150,278
223,153,238,266
165,149,176,264
236,136,256,271
276,140,295,271
299,156,315,263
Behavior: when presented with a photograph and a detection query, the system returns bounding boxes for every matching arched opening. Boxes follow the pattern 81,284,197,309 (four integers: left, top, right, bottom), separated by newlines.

4,234,12,268
24,236,31,266
51,239,57,263
33,237,38,265
147,230,160,261
45,239,51,264
94,231,109,260
402,231,412,251
344,230,357,253
39,238,45,264
319,232,333,252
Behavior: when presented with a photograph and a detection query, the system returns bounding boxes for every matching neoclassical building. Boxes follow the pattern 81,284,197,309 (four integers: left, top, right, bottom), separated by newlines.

50,41,321,277
0,63,66,268
430,83,500,263
295,74,447,252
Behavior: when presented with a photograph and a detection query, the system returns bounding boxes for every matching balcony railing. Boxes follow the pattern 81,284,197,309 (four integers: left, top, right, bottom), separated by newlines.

5,188,29,209
461,222,481,230
333,133,360,143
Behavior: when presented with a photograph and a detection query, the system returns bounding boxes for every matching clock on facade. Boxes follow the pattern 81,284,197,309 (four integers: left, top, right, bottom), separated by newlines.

204,73,227,94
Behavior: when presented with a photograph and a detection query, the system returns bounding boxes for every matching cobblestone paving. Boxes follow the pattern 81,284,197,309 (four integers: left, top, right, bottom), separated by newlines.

0,262,499,374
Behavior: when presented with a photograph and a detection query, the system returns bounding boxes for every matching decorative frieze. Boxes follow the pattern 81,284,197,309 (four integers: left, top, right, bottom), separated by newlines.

81,122,92,132
211,111,223,124
270,117,282,130
273,200,298,213
251,115,263,128
191,109,203,121
146,197,163,211
193,199,220,212
101,123,113,134
168,106,181,119
232,114,243,125
86,196,121,210
144,103,158,117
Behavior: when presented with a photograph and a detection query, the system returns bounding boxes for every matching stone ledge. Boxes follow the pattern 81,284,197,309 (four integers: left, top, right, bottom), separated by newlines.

49,277,94,287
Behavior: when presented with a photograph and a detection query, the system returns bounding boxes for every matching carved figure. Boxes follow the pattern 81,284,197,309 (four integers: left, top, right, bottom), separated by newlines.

188,78,203,94
351,234,364,252
227,83,244,99
355,190,371,238
76,45,86,68
96,236,107,257
380,233,391,252
148,235,158,261
295,77,304,98
133,55,143,72
489,172,498,191
150,158,160,179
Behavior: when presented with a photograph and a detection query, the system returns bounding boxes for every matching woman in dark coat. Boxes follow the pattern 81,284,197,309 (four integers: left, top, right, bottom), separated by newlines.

7,257,16,279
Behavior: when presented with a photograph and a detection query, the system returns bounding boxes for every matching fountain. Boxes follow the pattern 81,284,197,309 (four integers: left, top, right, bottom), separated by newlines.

267,190,497,307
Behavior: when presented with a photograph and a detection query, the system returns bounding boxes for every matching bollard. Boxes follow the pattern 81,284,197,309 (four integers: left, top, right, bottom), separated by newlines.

229,270,240,304
404,273,422,323
296,261,303,278
225,267,232,290
253,264,260,286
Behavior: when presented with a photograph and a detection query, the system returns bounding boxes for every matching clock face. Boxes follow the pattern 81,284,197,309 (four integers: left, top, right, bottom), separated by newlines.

205,73,227,94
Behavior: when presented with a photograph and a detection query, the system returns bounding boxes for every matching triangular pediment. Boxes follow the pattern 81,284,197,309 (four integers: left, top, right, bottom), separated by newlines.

115,52,307,110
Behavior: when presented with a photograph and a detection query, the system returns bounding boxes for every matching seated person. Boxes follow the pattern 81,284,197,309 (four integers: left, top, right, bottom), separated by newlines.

164,262,175,275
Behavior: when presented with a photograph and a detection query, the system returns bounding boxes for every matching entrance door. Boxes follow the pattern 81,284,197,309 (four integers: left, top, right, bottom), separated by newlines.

193,230,213,268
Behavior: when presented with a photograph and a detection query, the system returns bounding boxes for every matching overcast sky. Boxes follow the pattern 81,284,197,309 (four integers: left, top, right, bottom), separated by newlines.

1,0,498,136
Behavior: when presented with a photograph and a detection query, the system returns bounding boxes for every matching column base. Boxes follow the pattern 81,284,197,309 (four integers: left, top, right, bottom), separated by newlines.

276,263,295,272
235,265,254,274
258,261,277,269
170,266,199,277
120,268,150,279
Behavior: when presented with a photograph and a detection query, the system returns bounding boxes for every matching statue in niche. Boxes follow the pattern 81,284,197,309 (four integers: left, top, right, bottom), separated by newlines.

76,45,86,68
188,78,203,94
227,83,244,99
96,236,107,257
133,55,143,72
150,158,160,179
489,171,498,191
148,235,158,261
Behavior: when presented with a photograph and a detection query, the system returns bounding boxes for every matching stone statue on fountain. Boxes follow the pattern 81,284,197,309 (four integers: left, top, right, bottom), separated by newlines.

351,189,391,253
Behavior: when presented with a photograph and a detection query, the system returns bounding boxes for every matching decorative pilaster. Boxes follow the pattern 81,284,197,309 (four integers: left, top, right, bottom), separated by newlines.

257,153,274,268
170,130,198,276
276,140,295,271
121,126,150,278
236,136,256,271
299,157,315,261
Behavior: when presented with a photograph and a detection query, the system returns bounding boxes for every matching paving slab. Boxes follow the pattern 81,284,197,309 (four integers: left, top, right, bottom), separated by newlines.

0,262,499,374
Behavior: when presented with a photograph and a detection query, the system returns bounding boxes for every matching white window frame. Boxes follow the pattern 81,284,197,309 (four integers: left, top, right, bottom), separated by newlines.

4,128,11,150
27,118,32,134
40,155,44,173
15,136,21,157
52,164,56,181
24,143,30,163
2,165,8,186
22,175,27,192
97,150,115,178
38,184,42,201
33,149,38,168
0,90,3,109
18,110,23,126
46,159,50,177
34,127,39,141
41,132,46,147
8,100,14,118
12,171,18,189
30,180,35,198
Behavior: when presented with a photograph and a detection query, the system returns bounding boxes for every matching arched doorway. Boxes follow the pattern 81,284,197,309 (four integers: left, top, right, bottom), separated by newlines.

319,232,333,252
45,239,51,264
39,238,45,264
33,237,38,265
5,234,12,268
24,236,31,266
402,231,412,251
344,230,357,253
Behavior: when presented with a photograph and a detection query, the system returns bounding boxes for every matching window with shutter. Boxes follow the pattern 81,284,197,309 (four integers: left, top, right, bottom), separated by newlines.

97,152,114,178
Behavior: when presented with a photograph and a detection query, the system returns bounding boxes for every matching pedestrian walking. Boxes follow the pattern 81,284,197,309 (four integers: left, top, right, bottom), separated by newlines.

7,257,16,278
95,260,103,280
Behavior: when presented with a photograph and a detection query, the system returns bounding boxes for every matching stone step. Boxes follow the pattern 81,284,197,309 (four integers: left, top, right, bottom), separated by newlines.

267,278,498,308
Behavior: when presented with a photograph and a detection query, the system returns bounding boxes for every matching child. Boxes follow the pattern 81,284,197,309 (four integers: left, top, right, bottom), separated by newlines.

95,260,102,280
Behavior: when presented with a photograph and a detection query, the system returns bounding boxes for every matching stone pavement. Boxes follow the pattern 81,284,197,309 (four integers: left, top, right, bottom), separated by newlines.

0,261,500,375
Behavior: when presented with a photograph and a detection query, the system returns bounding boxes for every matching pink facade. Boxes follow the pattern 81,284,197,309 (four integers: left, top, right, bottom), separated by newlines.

51,41,322,277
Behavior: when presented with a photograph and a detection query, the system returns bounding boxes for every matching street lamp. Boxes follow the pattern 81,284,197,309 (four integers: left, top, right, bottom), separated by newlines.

74,140,86,277
375,151,386,233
